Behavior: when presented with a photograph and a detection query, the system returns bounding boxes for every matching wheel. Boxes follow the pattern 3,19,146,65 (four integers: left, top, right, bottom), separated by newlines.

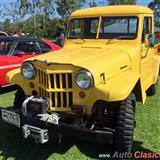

147,67,159,96
13,88,26,109
114,93,136,153
146,84,156,96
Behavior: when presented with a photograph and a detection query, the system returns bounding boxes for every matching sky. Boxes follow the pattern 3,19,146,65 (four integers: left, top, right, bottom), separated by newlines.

0,0,154,21
136,0,153,5
0,0,153,7
87,0,153,6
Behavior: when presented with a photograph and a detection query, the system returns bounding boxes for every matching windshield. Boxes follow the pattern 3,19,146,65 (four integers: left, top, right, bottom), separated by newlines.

67,16,138,39
0,40,14,55
68,17,99,39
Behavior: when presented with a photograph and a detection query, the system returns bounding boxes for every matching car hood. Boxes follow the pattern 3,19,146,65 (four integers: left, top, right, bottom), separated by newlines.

28,44,134,84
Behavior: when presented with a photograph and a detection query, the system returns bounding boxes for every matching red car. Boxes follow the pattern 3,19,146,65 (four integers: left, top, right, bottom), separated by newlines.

0,36,60,88
155,32,160,54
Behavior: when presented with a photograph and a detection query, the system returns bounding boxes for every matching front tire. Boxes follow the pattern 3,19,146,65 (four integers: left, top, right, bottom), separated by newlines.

114,93,136,153
13,88,26,109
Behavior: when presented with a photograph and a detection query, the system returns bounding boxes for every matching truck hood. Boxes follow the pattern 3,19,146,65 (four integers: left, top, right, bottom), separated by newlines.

29,44,132,84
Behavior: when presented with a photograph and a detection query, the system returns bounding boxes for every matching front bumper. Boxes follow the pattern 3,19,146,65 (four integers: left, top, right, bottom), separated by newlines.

0,108,113,144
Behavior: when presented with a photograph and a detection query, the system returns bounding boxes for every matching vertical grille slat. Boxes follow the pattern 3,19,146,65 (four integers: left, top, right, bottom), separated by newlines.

38,69,49,87
38,70,41,84
66,73,68,89
55,92,58,107
49,92,52,108
59,74,63,89
38,69,73,111
60,92,63,107
47,75,49,88
43,72,46,87
66,91,69,107
53,74,57,89
41,71,44,86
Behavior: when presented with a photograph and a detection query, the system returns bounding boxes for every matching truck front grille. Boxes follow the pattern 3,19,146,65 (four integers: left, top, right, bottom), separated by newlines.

38,69,73,111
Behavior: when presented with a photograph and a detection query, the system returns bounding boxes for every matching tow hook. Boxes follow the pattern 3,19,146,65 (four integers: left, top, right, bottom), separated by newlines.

22,124,49,144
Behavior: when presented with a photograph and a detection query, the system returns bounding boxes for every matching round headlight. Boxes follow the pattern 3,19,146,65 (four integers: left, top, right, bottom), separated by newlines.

21,62,36,79
76,70,93,89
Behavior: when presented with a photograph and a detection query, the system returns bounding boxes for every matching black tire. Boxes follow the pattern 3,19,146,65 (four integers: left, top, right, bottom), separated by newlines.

146,84,156,96
147,68,159,96
114,93,136,153
13,88,26,109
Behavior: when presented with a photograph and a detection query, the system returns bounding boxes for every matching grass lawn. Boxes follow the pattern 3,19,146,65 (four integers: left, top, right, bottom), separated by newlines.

0,84,160,159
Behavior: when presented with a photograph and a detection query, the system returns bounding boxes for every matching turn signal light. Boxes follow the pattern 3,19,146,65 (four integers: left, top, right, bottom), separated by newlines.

29,82,35,88
79,91,86,98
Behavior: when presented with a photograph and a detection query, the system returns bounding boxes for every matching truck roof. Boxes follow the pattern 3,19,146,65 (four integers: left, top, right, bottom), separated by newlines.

71,5,153,17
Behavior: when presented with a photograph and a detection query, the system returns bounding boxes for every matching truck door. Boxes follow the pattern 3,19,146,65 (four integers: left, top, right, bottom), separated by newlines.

141,16,154,91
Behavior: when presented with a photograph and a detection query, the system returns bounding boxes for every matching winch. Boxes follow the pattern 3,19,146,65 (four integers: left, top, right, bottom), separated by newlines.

22,96,49,117
22,124,49,144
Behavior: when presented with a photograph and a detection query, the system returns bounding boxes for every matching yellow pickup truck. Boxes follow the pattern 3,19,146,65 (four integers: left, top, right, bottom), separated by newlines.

1,5,160,153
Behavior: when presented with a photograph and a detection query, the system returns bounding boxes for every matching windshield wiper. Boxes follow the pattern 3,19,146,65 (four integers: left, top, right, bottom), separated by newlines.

106,35,134,44
71,38,86,44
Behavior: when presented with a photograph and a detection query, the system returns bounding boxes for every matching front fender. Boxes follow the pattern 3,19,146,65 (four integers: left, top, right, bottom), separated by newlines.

98,71,139,101
6,69,32,94
7,68,20,84
88,69,145,103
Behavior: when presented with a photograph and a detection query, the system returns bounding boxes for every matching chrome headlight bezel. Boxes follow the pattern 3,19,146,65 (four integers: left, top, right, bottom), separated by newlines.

21,62,36,79
75,69,93,89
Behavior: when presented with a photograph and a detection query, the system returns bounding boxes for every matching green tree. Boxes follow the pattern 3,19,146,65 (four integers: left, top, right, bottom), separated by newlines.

47,18,65,38
3,19,14,34
108,0,136,5
55,0,86,19
3,2,20,23
18,0,29,17
89,0,97,7
17,0,55,36
38,0,55,34
148,0,160,26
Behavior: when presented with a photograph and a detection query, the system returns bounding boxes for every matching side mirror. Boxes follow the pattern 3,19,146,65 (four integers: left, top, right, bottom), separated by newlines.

142,34,155,58
18,51,25,57
149,33,155,47
145,34,154,47
144,34,149,47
